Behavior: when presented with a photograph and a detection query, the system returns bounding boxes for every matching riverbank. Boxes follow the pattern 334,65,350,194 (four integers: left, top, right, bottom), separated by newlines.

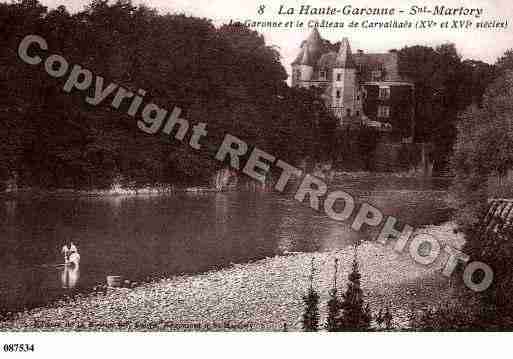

0,172,451,201
0,186,217,200
0,222,468,331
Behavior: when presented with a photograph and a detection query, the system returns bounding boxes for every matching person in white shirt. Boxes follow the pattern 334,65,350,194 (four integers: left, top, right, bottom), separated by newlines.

61,241,79,265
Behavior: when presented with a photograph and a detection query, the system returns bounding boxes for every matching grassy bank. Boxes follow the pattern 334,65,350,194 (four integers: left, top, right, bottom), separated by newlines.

0,222,466,331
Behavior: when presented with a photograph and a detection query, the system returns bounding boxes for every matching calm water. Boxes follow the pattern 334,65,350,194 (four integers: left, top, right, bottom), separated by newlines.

0,183,451,314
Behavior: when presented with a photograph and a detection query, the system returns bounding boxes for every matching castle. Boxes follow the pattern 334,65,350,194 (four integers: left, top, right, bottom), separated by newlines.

291,28,415,142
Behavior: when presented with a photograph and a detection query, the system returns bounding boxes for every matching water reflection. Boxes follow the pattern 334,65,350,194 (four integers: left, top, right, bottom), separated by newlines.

214,193,229,240
60,264,80,289
4,200,17,224
109,195,126,219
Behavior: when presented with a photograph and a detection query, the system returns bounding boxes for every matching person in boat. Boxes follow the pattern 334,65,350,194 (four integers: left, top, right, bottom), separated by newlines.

61,240,79,265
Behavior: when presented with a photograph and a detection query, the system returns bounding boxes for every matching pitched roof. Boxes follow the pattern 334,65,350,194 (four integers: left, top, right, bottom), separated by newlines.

292,28,323,66
335,37,356,69
292,30,406,82
292,44,315,66
353,52,402,81
306,27,322,54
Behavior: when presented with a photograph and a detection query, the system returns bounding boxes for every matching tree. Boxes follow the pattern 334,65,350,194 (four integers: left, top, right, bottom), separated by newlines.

457,60,495,109
398,44,494,173
302,258,320,332
451,70,513,307
1,0,331,191
451,70,513,234
338,246,371,331
383,307,393,330
496,49,513,74
325,258,343,331
302,287,320,332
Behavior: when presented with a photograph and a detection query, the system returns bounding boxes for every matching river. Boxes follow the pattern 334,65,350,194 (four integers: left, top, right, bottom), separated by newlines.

0,177,451,315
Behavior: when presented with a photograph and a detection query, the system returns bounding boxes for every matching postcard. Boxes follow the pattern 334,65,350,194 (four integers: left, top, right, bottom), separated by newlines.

1,0,512,356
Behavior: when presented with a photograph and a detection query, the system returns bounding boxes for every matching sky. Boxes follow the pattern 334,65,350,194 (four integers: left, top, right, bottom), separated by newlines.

39,0,513,80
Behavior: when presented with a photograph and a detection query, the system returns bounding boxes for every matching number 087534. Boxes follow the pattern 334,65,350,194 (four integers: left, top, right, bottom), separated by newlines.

3,344,35,352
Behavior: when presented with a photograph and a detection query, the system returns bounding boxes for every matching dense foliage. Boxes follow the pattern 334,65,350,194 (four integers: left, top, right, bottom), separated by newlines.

398,44,496,172
0,0,335,190
451,71,513,230
450,71,513,312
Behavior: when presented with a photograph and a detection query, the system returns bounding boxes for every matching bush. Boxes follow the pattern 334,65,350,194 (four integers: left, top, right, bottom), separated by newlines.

302,287,320,332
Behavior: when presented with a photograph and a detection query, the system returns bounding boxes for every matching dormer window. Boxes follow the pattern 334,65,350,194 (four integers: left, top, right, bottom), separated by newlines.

319,69,327,80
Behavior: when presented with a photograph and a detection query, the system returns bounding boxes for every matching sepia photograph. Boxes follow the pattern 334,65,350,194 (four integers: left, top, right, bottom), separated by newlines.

0,0,512,356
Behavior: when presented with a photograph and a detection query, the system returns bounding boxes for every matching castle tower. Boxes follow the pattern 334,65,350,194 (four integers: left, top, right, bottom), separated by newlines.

305,27,322,56
332,37,359,120
290,29,416,141
291,28,322,87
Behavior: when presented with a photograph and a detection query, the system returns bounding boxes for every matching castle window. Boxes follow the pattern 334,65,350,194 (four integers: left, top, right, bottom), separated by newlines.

336,73,342,81
378,105,390,118
320,69,327,80
379,86,391,100
336,89,341,99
